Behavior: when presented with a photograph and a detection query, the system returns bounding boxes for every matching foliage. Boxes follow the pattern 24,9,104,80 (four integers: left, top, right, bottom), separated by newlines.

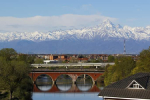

78,55,85,58
98,66,105,70
97,75,104,84
108,55,115,62
0,48,17,61
104,65,116,86
0,48,33,100
104,57,136,86
115,57,136,79
14,77,33,100
132,47,150,74
17,54,35,64
34,58,43,64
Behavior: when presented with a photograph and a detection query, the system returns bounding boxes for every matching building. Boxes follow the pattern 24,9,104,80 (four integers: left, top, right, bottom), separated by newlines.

99,54,108,62
77,57,89,63
44,55,50,60
88,54,109,62
98,73,150,100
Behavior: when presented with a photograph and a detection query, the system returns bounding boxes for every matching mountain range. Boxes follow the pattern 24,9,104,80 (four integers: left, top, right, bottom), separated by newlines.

0,20,150,54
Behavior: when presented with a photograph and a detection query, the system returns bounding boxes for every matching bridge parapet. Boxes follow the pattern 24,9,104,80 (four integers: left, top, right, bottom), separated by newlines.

31,68,105,72
31,63,114,68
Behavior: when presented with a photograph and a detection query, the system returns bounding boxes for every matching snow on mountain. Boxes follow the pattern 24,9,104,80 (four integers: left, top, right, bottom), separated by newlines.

0,19,150,42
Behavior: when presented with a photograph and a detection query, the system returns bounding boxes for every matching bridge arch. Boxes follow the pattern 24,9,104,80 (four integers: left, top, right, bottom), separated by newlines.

36,84,53,92
55,74,73,91
35,74,54,92
55,74,73,84
35,74,54,84
76,74,94,92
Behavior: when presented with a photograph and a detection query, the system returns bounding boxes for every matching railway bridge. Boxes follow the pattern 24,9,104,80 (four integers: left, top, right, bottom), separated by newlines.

29,63,108,92
29,63,111,84
29,69,104,84
29,68,104,93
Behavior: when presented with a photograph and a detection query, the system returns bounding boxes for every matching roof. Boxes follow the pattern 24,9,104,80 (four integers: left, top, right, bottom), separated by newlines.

98,73,150,99
77,58,89,60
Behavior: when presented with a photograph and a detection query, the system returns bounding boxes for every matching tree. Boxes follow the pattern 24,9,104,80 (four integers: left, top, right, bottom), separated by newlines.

14,77,33,100
114,57,136,80
0,48,17,61
0,59,30,100
17,54,35,64
108,55,115,62
0,48,32,100
104,56,136,86
34,58,43,64
78,55,84,58
132,47,150,74
104,64,116,86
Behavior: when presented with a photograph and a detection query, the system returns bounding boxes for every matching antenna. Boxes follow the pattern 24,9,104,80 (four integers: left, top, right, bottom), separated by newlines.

123,39,126,54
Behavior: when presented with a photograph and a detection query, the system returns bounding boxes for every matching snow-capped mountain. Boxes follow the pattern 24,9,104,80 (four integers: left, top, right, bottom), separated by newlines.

0,20,150,54
0,19,150,42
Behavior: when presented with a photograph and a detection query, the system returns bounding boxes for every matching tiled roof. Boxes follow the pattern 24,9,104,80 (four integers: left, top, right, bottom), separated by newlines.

77,58,89,60
135,76,149,89
99,88,150,99
98,73,150,99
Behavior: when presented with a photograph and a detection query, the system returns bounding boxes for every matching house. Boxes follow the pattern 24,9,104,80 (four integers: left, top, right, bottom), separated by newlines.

77,57,89,63
57,55,67,61
49,54,58,60
99,54,108,62
44,55,50,60
88,54,109,62
98,73,150,100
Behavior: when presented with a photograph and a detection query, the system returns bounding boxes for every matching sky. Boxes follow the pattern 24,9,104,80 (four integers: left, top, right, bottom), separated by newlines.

0,0,150,32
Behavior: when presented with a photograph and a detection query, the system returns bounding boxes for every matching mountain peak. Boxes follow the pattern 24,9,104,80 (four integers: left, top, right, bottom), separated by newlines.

102,19,115,28
103,19,112,23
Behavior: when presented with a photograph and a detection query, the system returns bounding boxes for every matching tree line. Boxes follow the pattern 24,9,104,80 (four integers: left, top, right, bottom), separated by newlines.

103,47,150,86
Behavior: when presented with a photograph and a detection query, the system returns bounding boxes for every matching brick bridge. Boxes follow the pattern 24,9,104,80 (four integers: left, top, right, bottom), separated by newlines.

29,69,104,93
29,71,104,84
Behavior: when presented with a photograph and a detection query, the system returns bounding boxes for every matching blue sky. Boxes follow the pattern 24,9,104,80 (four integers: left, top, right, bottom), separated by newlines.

0,0,150,32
